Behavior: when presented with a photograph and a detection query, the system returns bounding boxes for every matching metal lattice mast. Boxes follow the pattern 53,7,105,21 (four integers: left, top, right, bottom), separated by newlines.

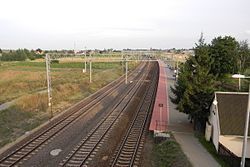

45,54,53,118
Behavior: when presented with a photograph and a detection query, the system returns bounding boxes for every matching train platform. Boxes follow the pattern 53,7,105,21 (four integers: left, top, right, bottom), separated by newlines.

149,60,168,132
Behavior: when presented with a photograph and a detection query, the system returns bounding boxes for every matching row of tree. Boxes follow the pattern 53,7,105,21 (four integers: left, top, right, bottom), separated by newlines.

0,49,44,61
171,34,250,132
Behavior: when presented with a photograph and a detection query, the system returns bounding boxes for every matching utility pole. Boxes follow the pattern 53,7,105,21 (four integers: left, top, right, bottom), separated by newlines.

45,54,53,119
89,52,92,83
125,56,128,84
85,47,87,72
121,51,124,73
239,78,241,91
83,46,87,73
176,61,179,79
139,51,141,61
73,42,76,61
241,84,250,167
231,74,250,167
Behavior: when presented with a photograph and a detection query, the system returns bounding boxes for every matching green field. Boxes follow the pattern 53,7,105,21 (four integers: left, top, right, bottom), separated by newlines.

4,61,123,68
0,60,138,148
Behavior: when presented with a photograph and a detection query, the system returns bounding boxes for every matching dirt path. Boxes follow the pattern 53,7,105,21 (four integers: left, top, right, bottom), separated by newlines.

0,89,47,111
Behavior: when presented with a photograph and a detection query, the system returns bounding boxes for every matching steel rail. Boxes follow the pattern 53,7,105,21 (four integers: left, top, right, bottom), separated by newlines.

0,63,147,167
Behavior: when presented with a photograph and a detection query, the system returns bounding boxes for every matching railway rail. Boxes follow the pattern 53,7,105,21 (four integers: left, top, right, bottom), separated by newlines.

0,63,148,167
59,63,153,167
110,62,158,167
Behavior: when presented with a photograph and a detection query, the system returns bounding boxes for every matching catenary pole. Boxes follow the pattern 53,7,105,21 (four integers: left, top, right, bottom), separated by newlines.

90,52,92,83
45,54,53,119
85,47,87,72
125,56,128,84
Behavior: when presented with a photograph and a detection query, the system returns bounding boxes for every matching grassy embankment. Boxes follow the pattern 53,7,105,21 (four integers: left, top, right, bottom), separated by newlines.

153,137,192,167
143,133,192,167
0,60,138,148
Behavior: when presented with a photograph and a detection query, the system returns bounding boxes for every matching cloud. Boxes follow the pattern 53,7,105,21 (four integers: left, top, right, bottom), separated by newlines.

246,30,250,35
105,27,154,32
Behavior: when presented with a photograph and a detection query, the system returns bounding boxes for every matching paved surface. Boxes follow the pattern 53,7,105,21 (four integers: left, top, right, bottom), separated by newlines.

165,64,220,167
149,61,168,131
0,101,14,111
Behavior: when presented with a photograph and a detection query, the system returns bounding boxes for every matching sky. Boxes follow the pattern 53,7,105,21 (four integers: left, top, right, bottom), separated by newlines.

0,0,250,50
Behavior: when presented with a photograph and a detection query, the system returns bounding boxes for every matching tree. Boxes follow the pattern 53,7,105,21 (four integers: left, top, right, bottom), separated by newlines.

23,48,37,60
238,40,250,73
171,34,215,131
0,49,27,61
170,60,193,115
210,36,239,77
15,49,28,61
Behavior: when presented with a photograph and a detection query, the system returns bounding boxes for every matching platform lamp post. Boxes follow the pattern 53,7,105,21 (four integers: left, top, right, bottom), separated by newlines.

159,103,163,132
232,74,250,167
233,73,244,91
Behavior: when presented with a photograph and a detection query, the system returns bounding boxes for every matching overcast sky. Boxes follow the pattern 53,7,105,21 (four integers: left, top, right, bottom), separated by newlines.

0,0,250,50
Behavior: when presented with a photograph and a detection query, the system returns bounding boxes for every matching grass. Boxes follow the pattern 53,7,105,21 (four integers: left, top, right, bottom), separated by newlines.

3,61,122,68
0,107,49,148
196,133,230,167
0,59,139,148
0,61,137,104
153,134,192,167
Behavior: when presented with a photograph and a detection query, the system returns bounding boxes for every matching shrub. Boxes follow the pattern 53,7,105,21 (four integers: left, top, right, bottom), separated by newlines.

51,59,59,64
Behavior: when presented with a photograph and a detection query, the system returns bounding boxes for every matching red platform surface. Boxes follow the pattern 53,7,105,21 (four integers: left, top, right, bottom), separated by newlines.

149,61,168,132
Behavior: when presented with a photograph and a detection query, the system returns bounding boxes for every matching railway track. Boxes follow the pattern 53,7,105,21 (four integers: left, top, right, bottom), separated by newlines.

110,62,158,167
59,63,153,167
0,63,148,167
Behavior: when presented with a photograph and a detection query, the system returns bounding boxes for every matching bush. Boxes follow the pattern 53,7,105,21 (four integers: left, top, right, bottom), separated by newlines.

153,138,192,167
0,49,44,61
16,94,48,112
51,59,59,64
1,51,26,61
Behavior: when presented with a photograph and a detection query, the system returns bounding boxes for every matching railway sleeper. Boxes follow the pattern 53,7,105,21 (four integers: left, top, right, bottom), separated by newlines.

68,160,82,164
117,160,130,165
118,156,131,161
119,154,132,158
0,164,11,167
120,150,134,154
64,164,80,167
123,146,136,150
126,141,137,144
114,163,129,167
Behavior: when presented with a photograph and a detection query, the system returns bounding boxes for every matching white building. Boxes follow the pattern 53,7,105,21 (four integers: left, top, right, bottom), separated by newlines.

208,92,250,166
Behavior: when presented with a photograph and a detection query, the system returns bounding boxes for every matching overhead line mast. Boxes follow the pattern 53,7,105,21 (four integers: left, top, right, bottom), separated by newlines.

45,54,53,119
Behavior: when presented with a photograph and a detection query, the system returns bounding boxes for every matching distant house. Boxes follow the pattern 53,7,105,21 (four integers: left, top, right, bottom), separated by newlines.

35,48,44,55
209,92,250,166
